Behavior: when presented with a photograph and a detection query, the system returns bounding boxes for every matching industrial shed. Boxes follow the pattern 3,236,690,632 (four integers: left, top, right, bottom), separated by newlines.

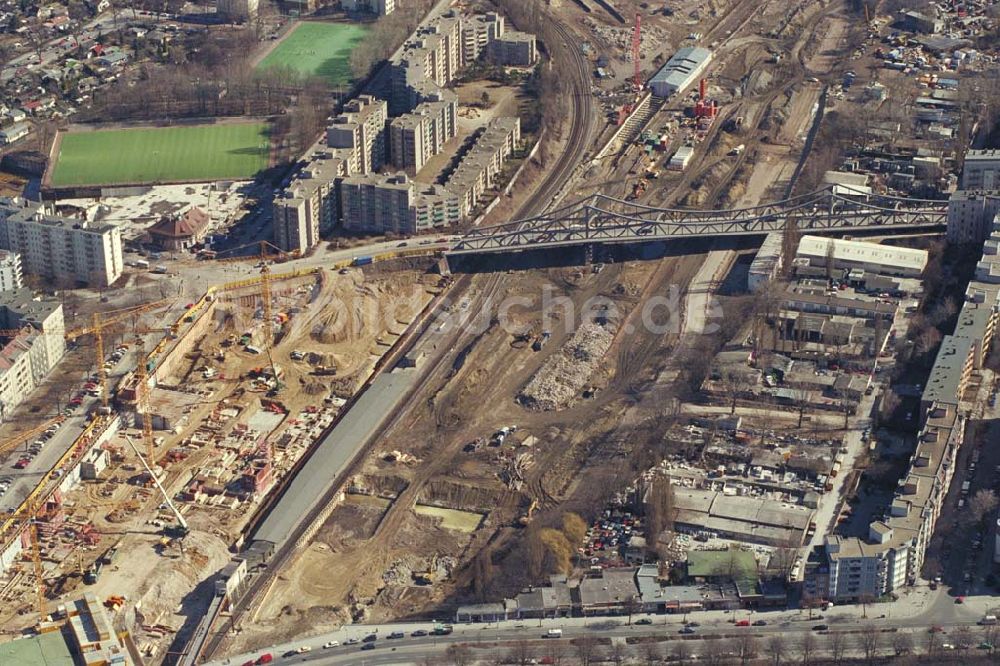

648,47,713,98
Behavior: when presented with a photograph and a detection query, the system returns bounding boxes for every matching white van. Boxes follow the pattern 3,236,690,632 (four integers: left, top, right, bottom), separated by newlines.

546,629,562,638
980,615,998,625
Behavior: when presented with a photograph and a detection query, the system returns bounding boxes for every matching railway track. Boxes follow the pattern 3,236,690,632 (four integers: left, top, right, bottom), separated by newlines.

197,14,596,665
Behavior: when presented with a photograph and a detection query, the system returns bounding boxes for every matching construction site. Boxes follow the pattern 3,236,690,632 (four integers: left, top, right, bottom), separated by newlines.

0,249,444,661
0,0,993,661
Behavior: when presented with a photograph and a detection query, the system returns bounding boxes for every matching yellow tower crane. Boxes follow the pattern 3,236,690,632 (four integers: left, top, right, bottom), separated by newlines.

62,299,174,409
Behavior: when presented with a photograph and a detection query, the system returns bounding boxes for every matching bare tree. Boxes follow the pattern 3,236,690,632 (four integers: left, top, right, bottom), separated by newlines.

640,640,663,665
671,639,693,665
954,625,973,651
924,628,941,656
575,635,600,666
766,634,787,665
981,625,999,655
737,634,759,665
827,631,846,664
892,631,913,656
644,477,675,546
719,370,754,414
507,639,536,666
445,643,474,666
969,489,999,527
702,636,728,666
609,641,628,666
797,632,816,665
858,624,880,663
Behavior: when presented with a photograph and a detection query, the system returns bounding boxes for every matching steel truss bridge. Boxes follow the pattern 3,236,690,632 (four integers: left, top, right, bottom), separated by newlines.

447,187,948,256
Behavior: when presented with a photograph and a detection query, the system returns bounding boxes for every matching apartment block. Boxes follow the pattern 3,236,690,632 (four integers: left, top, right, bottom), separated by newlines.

340,173,461,235
461,12,504,63
387,12,463,114
0,288,65,420
946,190,1000,244
273,152,348,253
342,0,394,15
961,149,1000,190
0,197,123,287
0,251,22,293
444,116,521,215
217,0,258,21
389,89,458,172
490,31,538,67
326,95,388,174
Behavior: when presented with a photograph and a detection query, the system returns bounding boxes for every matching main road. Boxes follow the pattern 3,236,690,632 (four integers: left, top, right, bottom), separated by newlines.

209,583,999,665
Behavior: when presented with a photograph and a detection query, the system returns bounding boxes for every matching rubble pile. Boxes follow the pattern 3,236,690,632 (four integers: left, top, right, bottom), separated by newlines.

519,321,616,410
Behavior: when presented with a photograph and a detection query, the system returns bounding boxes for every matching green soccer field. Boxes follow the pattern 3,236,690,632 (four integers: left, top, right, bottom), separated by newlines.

256,21,369,87
49,122,271,187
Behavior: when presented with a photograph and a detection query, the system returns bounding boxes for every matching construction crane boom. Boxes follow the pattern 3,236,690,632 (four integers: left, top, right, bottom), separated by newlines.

0,415,65,458
123,435,188,536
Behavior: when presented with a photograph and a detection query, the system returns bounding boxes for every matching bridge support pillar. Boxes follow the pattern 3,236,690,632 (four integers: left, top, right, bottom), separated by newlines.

583,243,594,266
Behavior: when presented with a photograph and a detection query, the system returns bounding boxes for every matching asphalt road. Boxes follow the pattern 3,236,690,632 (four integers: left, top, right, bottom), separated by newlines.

209,584,1000,666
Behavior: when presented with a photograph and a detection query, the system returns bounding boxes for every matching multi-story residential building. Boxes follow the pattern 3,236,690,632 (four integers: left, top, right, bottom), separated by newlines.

919,334,975,415
961,149,1000,190
273,152,349,253
946,190,1000,244
0,197,123,287
389,90,458,172
0,251,23,293
489,31,538,66
217,0,258,21
342,0,394,15
387,13,463,114
0,288,65,421
340,173,461,235
444,117,520,215
461,12,504,63
326,95,388,175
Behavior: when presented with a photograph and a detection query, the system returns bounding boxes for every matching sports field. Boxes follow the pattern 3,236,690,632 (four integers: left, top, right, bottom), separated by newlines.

48,121,271,187
256,21,369,87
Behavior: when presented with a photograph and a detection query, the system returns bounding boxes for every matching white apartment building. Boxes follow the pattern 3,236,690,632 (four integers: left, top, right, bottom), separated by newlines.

0,288,66,421
0,198,123,287
342,0,394,15
326,95,388,175
489,31,537,67
389,90,458,172
946,190,1000,244
461,12,504,63
340,173,461,235
961,149,1000,190
0,251,23,293
444,117,521,215
217,0,258,21
273,152,348,253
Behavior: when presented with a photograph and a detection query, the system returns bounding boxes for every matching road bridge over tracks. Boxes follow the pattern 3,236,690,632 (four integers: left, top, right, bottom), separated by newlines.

446,187,948,257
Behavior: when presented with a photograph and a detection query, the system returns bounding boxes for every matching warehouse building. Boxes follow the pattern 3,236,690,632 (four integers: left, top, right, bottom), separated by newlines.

648,47,713,98
795,235,928,278
0,197,123,287
672,487,815,547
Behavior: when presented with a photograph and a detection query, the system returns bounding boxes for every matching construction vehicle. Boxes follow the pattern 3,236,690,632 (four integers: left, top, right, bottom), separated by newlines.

213,241,294,390
413,554,437,585
517,499,538,527
123,435,189,538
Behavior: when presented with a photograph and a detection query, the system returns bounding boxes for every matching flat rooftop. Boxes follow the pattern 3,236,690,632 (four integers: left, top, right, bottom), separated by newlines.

0,631,75,666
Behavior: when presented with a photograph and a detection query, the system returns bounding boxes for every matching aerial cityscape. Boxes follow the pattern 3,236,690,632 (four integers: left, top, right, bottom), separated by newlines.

0,0,998,664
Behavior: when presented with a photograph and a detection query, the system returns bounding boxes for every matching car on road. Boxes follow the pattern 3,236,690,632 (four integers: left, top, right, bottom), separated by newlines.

812,624,829,631
322,640,339,648
360,643,376,651
344,637,359,645
752,620,768,626
411,629,428,637
388,631,405,639
679,627,696,634
736,620,751,627
362,634,377,643
635,618,653,625
956,596,965,604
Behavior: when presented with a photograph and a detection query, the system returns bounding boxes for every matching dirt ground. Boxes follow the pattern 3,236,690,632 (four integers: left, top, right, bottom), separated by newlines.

0,265,438,658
